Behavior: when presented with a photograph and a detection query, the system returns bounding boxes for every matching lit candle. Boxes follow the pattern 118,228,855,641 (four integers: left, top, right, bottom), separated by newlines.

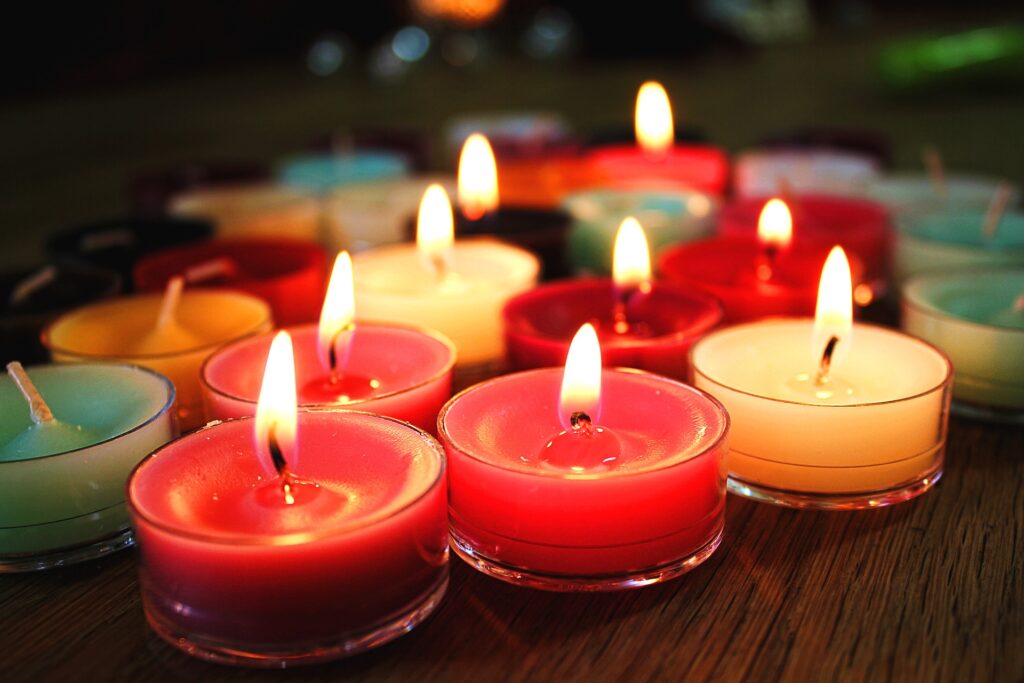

44,279,272,430
128,332,449,665
353,184,539,367
441,323,729,590
1,362,175,570
691,247,952,509
584,81,730,196
133,237,328,326
171,184,322,241
902,267,1024,421
504,217,722,380
660,199,870,320
202,251,456,432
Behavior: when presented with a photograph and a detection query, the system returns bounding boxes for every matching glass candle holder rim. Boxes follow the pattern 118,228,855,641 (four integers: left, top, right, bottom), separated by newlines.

0,362,175,463
502,277,725,347
902,267,1024,334
898,212,1024,250
562,185,719,208
41,289,273,361
689,318,953,409
437,366,731,480
134,236,327,286
126,409,447,547
171,182,317,211
200,320,457,407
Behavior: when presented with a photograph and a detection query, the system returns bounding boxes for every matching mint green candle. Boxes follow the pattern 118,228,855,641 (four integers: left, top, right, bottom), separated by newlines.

902,269,1024,419
866,173,1018,216
562,188,717,275
0,363,176,570
894,210,1024,286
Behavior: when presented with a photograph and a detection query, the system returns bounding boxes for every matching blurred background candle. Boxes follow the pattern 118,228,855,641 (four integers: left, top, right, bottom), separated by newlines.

504,217,722,379
902,268,1024,422
733,149,881,199
128,159,270,214
171,184,322,241
755,127,893,170
133,237,328,326
129,333,448,665
442,324,728,590
864,171,1020,218
44,280,272,430
691,247,952,509
202,252,455,432
276,150,410,193
354,184,539,367
1,362,175,571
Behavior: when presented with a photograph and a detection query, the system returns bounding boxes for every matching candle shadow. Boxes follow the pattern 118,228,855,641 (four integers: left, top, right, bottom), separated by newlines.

0,547,136,607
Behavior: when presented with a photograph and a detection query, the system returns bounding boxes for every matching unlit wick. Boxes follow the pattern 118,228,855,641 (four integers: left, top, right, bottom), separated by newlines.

982,182,1014,240
6,361,54,424
922,146,946,200
155,276,185,330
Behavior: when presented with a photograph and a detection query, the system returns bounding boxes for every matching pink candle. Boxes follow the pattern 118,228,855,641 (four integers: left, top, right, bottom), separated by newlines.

128,333,448,666
440,324,728,591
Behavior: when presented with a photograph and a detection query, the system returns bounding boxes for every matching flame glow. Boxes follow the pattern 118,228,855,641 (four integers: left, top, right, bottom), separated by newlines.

559,323,602,429
417,184,455,274
612,217,652,291
812,246,853,365
318,251,356,371
458,133,500,220
757,198,793,250
635,81,674,156
255,331,298,478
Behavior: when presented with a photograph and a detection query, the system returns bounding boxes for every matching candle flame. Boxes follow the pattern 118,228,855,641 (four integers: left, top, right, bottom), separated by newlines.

635,81,674,156
318,251,356,372
612,216,652,291
757,198,793,250
417,183,455,276
457,133,500,220
559,323,602,430
812,246,853,368
255,331,298,479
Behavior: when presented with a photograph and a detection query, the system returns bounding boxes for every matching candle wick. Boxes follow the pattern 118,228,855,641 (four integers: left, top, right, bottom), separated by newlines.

156,276,185,330
982,181,1013,241
429,253,449,282
569,411,593,434
9,265,57,307
6,361,55,424
815,336,840,386
755,244,778,283
922,145,946,200
326,324,354,384
1013,294,1024,313
183,257,239,284
267,423,297,504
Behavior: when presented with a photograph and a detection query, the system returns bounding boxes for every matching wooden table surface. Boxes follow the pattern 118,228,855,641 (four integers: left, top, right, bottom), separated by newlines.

2,8,1024,683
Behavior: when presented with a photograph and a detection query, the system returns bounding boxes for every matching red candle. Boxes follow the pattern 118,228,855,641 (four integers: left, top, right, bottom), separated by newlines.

718,194,891,294
503,218,722,379
128,332,448,666
660,199,869,321
440,324,728,591
133,238,327,326
584,82,729,196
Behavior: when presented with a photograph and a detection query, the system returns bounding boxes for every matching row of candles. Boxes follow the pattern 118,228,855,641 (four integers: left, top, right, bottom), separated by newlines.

2,81,1022,667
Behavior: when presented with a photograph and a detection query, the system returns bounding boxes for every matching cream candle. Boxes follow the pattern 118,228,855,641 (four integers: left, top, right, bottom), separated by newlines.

353,185,539,367
171,184,322,241
902,268,1024,422
1,363,176,570
734,149,880,198
691,247,952,509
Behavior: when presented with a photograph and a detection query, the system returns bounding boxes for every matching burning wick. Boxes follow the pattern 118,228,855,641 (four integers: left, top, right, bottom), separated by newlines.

815,335,840,386
755,244,780,283
326,325,354,385
6,361,54,424
266,422,296,505
569,410,592,433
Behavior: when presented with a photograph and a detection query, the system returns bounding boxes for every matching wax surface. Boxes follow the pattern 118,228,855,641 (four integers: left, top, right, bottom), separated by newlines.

202,323,454,431
895,210,1024,284
865,173,1020,215
691,319,951,494
503,278,722,380
171,184,321,240
129,411,447,647
734,149,880,198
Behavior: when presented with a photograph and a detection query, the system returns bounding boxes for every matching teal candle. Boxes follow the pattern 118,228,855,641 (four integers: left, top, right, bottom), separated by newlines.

277,151,410,193
562,188,717,275
894,209,1024,285
902,268,1024,419
866,173,1019,216
0,363,176,570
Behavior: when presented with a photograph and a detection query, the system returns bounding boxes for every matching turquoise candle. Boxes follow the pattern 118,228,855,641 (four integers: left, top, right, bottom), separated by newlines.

866,173,1019,216
0,363,176,570
277,151,410,193
894,209,1024,285
562,188,717,275
902,268,1024,420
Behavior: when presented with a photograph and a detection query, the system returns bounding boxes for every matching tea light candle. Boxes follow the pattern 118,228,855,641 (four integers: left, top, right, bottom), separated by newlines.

660,200,868,320
353,185,540,367
562,186,717,275
691,247,952,509
584,82,729,196
733,149,881,198
441,324,728,590
894,208,1024,286
171,184,322,241
133,238,328,326
276,151,410,193
202,252,455,432
864,172,1020,216
44,280,272,430
504,218,722,380
902,268,1024,422
1,362,175,571
129,333,448,665
128,160,269,213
